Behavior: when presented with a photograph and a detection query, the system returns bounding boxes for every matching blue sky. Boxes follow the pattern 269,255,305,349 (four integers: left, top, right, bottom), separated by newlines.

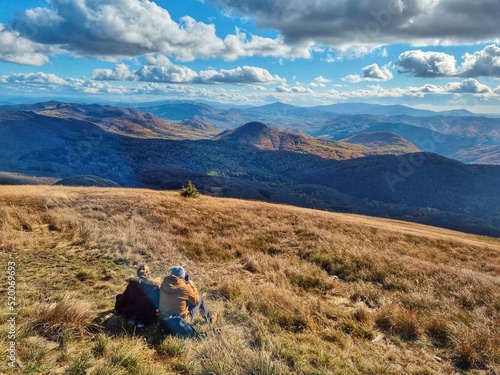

0,0,499,112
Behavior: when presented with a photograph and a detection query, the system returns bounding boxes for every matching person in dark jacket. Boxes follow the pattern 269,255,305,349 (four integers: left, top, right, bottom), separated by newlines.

114,264,160,328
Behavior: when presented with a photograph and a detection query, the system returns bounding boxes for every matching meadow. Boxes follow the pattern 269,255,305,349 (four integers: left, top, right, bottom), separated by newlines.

0,185,498,374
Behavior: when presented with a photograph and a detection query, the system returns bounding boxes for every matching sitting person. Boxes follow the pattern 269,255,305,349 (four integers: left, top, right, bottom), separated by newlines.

114,264,160,328
158,265,215,326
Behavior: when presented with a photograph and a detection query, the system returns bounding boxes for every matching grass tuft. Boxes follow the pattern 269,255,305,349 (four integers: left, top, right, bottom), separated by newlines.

29,293,98,343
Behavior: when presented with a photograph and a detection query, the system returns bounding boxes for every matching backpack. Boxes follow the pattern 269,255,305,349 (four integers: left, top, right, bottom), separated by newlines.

159,316,199,338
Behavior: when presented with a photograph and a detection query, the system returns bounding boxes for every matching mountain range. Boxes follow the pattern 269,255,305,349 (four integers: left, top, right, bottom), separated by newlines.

1,100,499,237
135,100,500,165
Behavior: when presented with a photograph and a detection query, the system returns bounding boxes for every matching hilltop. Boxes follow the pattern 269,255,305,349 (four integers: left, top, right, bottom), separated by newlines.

0,186,498,374
213,122,417,159
340,131,420,154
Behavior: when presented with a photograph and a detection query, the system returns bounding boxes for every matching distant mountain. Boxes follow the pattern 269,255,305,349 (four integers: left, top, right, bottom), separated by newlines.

262,102,475,117
340,132,420,154
132,100,498,164
134,101,219,121
1,104,499,236
0,101,218,140
213,122,419,159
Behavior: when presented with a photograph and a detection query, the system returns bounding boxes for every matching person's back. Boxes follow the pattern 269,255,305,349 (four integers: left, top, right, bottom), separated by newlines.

114,264,160,326
158,268,199,322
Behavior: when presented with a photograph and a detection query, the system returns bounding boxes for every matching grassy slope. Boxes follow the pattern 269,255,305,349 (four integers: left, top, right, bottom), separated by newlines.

0,186,498,374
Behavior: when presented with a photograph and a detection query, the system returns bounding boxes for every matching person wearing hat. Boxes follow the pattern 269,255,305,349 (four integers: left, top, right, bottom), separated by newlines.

114,264,161,328
158,265,215,324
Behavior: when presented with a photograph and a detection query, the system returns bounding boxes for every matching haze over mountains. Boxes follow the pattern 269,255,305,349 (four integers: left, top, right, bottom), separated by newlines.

1,100,499,236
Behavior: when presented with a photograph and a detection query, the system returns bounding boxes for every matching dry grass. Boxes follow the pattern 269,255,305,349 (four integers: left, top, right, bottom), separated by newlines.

0,185,499,374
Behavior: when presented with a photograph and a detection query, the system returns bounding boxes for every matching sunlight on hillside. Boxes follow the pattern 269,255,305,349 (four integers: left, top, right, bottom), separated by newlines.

0,186,498,374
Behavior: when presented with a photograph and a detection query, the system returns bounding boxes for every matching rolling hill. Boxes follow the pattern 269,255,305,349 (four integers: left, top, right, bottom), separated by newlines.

0,186,498,374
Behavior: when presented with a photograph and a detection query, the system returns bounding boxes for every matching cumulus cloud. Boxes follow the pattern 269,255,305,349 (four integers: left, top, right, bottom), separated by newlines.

362,64,393,80
445,78,493,94
276,85,313,93
209,0,499,50
459,44,500,78
0,72,67,85
7,0,310,62
0,24,54,65
398,45,500,78
398,50,457,77
90,64,135,81
309,76,331,87
343,75,363,83
90,60,284,85
195,66,285,84
343,63,393,82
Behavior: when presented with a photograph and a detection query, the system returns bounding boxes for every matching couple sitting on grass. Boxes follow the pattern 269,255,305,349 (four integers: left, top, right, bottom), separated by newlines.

114,264,216,333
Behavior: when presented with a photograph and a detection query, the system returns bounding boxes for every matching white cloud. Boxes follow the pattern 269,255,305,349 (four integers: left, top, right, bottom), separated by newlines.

0,72,67,85
136,64,199,84
362,64,393,81
90,61,285,85
398,45,500,78
458,44,500,78
195,66,285,84
342,75,363,83
445,79,493,94
276,85,313,93
309,76,331,87
398,50,458,77
8,0,311,63
0,24,53,65
90,64,135,81
343,63,393,82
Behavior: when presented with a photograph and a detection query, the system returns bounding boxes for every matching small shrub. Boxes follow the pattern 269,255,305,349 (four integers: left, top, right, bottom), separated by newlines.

180,180,200,198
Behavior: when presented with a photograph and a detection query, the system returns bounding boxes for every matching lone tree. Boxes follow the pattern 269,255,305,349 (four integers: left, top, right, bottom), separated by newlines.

180,180,200,198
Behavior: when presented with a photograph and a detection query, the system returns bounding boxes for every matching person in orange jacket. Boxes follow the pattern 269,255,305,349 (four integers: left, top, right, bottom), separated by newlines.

158,265,215,324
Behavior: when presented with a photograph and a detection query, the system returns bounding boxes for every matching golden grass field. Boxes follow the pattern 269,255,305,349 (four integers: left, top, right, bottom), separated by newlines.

0,185,499,374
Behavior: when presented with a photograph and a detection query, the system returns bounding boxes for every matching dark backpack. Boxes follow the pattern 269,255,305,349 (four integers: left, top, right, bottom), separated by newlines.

159,316,199,338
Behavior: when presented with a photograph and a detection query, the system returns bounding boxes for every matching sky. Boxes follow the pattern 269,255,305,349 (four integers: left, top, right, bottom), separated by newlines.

0,0,499,112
